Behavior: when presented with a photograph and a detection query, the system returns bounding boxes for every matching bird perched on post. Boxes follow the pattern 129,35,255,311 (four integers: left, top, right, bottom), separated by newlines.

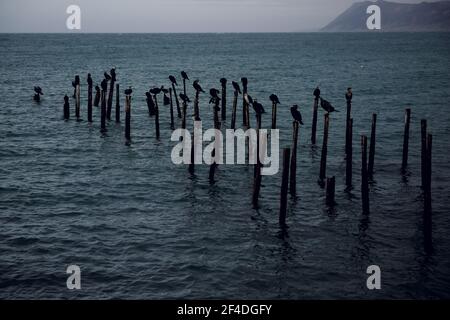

169,75,178,86
269,94,280,105
220,78,227,85
209,88,221,105
252,100,265,115
124,87,133,96
87,74,93,87
179,93,191,104
244,94,253,105
193,80,205,93
345,87,353,102
320,98,338,113
313,86,321,100
181,71,189,81
33,86,43,101
110,68,116,82
104,72,111,81
149,86,163,95
290,105,304,125
72,76,80,98
241,77,248,87
101,79,108,91
232,81,241,94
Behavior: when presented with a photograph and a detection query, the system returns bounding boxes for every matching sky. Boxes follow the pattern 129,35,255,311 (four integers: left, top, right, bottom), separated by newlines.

0,0,446,33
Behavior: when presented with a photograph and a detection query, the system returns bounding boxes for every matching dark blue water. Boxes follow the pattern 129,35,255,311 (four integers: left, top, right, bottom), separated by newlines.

0,33,449,299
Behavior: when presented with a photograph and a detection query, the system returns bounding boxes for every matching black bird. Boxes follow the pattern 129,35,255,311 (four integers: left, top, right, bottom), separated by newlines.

95,85,100,92
290,105,304,125
179,93,191,103
244,94,253,105
313,86,321,99
181,71,189,81
320,98,338,113
232,81,241,94
241,77,248,87
104,72,111,81
34,86,43,95
87,73,93,86
110,68,116,82
101,79,108,91
149,87,162,95
161,87,169,94
220,78,227,85
346,87,353,102
193,80,205,93
163,93,170,106
169,75,178,85
124,87,133,95
269,94,280,105
209,88,220,104
74,75,80,86
252,100,265,115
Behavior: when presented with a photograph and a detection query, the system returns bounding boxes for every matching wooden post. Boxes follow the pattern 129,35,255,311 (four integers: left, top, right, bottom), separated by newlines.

241,78,249,127
311,97,319,144
209,99,221,183
75,84,81,121
107,77,115,121
181,100,187,130
319,113,329,183
346,118,353,188
169,88,175,130
115,84,120,123
100,90,106,132
87,81,93,123
189,131,195,175
231,90,238,130
252,113,262,207
424,133,432,251
125,95,131,141
279,148,291,226
93,86,100,107
345,100,352,155
421,119,427,188
63,95,70,120
289,121,299,195
172,83,182,118
401,108,411,171
361,135,370,213
368,113,377,178
326,176,336,207
153,95,160,139
220,78,227,121
271,101,278,130
183,78,187,97
194,90,200,121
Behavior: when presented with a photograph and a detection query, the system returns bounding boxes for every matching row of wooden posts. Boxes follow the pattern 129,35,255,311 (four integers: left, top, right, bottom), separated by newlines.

64,70,433,251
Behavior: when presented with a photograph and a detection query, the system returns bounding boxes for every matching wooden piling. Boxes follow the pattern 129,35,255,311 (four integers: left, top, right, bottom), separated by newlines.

189,132,195,175
169,88,175,130
326,176,336,207
279,148,291,226
209,99,221,183
289,121,299,195
252,113,262,207
125,95,131,141
220,78,227,121
194,91,200,121
63,96,70,120
115,84,120,123
100,90,107,132
87,80,93,123
311,97,319,144
424,133,432,250
75,84,81,120
271,101,278,130
231,90,238,130
421,119,427,188
368,113,377,178
361,135,370,213
346,118,353,187
107,77,115,121
172,83,182,118
241,78,249,127
181,100,187,130
153,95,160,139
345,100,352,155
319,113,329,183
93,86,100,107
401,108,411,171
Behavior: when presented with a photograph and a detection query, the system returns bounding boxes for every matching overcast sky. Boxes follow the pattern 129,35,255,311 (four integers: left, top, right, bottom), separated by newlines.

0,0,445,32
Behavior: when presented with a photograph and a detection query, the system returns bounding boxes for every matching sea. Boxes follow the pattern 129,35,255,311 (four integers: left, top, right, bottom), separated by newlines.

0,33,449,299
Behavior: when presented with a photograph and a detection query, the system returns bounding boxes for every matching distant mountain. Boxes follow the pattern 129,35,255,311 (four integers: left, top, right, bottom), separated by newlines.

322,0,450,32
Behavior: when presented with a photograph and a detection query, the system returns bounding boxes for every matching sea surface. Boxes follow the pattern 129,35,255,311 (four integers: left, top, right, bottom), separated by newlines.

0,33,449,299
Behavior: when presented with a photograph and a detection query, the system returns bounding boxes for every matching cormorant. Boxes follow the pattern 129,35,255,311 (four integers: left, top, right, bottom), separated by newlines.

290,105,304,125
169,75,177,85
34,86,43,95
124,87,132,96
252,100,265,115
232,81,241,94
149,87,162,95
209,88,220,104
163,93,170,106
179,93,191,103
110,68,116,82
269,94,280,105
244,94,253,105
313,86,321,99
181,71,189,81
220,78,227,85
161,87,169,94
193,80,205,93
241,77,248,87
320,98,338,113
346,87,353,102
87,73,93,87
104,72,111,81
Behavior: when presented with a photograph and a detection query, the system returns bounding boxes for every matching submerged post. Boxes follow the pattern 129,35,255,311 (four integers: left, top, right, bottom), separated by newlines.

424,133,433,251
93,86,100,107
252,113,262,208
401,108,411,171
346,118,353,188
326,176,336,207
361,135,370,213
169,88,175,130
289,121,299,196
125,93,131,141
75,83,81,121
107,68,116,121
319,113,330,183
115,83,120,123
368,113,377,178
311,97,319,144
153,94,160,139
231,88,239,130
87,74,93,123
241,78,249,127
279,148,291,226
421,119,427,188
100,79,107,132
345,88,352,155
220,78,227,121
63,95,70,120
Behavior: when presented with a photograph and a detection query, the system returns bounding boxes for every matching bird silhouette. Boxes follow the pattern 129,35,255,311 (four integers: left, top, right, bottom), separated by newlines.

101,79,108,91
252,100,265,115
232,81,241,94
179,93,191,103
74,75,80,86
149,87,162,95
269,94,280,105
346,87,353,102
220,78,227,85
313,86,321,99
209,88,221,104
163,93,170,106
320,98,338,113
244,94,253,105
110,68,116,82
241,77,248,87
95,85,100,92
161,87,169,94
181,71,189,81
193,80,205,93
87,74,93,86
124,87,133,95
290,105,304,124
34,86,43,95
169,75,178,85
104,72,111,81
